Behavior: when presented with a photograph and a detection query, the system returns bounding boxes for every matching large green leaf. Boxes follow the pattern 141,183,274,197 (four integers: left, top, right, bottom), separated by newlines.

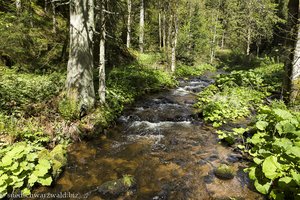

273,109,294,120
37,176,52,186
262,156,280,180
256,121,269,131
291,170,300,186
254,180,271,194
286,146,300,158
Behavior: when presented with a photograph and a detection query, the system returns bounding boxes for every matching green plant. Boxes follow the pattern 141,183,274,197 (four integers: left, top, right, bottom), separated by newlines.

216,127,248,148
245,106,300,199
58,93,79,121
175,64,216,78
196,87,265,127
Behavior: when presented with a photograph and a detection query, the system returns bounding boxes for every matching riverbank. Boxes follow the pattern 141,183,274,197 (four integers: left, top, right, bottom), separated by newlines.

0,52,215,197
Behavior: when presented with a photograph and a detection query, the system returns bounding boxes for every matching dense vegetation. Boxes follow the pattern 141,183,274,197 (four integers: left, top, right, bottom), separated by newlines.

0,0,299,199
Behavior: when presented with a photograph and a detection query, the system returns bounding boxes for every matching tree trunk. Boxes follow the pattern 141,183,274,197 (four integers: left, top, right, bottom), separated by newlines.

51,1,56,33
16,0,21,14
139,0,144,53
162,10,166,50
99,0,106,103
210,13,218,63
66,0,95,110
171,15,178,72
159,12,162,49
126,0,132,48
44,0,48,12
246,27,251,55
283,0,299,102
290,6,300,103
221,32,225,49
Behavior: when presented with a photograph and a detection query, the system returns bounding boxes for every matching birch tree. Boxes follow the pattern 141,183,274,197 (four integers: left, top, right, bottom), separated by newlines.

66,0,95,110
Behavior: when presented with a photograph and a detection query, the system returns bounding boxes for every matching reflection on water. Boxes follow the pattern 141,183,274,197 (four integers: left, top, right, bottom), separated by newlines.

37,77,262,200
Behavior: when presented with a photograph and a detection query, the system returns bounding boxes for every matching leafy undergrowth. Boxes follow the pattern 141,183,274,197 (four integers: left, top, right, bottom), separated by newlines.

175,63,216,78
0,66,65,116
0,143,66,197
195,55,300,199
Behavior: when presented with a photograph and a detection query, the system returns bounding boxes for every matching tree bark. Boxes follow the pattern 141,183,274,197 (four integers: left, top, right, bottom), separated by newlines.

139,0,144,53
99,0,106,103
66,0,95,109
290,3,300,103
126,0,132,48
283,0,299,102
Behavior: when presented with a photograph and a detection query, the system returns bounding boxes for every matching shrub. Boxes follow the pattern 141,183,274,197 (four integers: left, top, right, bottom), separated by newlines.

245,106,300,199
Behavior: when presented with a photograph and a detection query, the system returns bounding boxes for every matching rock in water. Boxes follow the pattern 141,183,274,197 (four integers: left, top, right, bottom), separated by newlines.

214,164,235,180
97,176,136,198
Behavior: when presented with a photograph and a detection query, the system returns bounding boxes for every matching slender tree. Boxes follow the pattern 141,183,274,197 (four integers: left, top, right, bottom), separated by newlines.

139,0,144,52
98,0,106,103
126,0,132,48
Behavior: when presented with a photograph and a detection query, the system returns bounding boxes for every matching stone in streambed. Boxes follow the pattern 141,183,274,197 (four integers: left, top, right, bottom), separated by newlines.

97,175,136,197
214,164,235,180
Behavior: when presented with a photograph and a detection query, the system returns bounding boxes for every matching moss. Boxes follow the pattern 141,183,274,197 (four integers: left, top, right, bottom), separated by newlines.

49,144,67,179
214,164,235,180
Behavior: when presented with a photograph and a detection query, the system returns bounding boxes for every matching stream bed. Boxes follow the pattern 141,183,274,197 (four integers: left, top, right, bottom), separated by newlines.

38,76,263,200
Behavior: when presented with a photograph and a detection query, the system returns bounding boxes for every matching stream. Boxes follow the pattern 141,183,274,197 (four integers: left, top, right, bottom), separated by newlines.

38,75,263,200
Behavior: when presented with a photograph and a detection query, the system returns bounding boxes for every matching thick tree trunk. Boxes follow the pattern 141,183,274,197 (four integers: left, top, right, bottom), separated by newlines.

126,0,132,48
283,0,299,102
66,0,95,109
51,1,56,33
99,0,106,103
139,0,144,53
290,14,300,103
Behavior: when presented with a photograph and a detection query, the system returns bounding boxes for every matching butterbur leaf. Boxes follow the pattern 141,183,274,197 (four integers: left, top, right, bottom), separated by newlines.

256,121,269,131
254,180,271,194
38,159,51,170
273,109,293,120
38,176,52,186
278,177,293,189
291,170,300,185
286,146,300,158
262,156,280,180
253,158,263,164
22,188,31,196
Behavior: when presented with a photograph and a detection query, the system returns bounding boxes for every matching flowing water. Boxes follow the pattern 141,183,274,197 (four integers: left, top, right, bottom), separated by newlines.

38,76,262,200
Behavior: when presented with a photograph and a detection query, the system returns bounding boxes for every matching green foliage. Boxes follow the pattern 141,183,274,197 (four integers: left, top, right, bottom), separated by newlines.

107,64,176,113
175,64,216,78
0,2,67,72
0,143,66,197
196,86,265,127
216,127,248,147
58,93,80,121
245,106,300,199
0,114,49,146
0,67,65,115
